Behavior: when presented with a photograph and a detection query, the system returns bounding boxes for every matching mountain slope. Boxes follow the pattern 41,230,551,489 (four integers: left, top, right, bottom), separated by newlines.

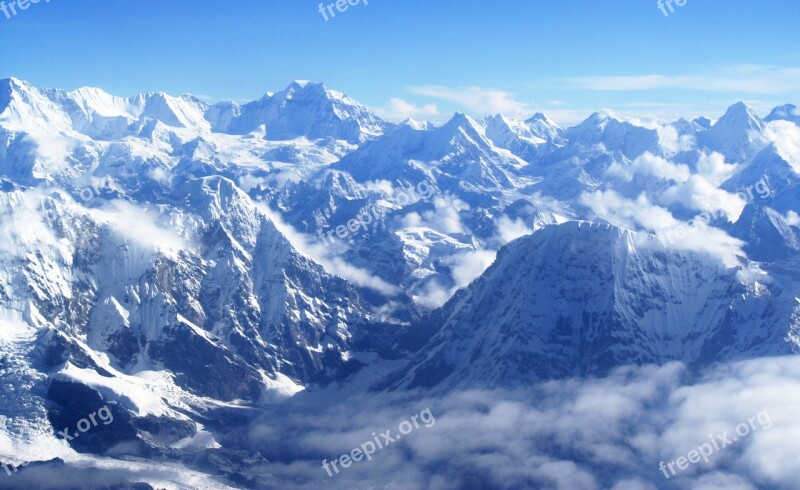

383,222,796,390
699,102,766,161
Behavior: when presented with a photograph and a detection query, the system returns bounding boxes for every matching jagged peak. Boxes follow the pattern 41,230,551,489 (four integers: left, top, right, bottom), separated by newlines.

485,113,513,124
281,80,328,98
567,111,626,135
578,110,620,127
442,111,482,130
0,76,33,91
525,112,558,127
179,175,254,213
692,116,713,129
0,77,39,102
436,112,489,144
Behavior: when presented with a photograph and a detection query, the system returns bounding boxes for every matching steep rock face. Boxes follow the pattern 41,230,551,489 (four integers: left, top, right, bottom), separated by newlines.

384,222,796,390
0,167,391,479
482,114,564,162
0,177,376,410
730,204,800,262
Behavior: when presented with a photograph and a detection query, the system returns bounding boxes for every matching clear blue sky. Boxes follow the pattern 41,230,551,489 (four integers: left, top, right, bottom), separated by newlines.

1,0,798,124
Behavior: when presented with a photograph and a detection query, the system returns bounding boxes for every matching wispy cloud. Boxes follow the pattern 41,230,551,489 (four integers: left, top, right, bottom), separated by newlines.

373,98,439,122
409,86,531,117
565,66,800,95
256,203,401,296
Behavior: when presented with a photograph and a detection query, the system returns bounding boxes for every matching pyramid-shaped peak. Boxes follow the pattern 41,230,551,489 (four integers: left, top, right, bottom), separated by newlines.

444,111,480,127
717,101,763,126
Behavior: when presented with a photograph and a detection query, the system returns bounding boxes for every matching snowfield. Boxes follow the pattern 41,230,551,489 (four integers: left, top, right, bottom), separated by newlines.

1,77,800,488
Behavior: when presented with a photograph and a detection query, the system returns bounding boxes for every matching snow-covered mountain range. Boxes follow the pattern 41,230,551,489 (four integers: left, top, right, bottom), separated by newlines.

1,77,799,488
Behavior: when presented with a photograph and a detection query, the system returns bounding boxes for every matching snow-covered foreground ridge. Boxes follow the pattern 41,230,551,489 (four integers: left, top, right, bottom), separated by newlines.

1,77,800,488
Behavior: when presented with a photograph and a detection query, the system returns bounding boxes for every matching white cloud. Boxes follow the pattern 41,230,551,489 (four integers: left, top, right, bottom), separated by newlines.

373,98,439,122
399,194,470,235
760,120,800,173
93,200,189,253
608,152,692,183
447,249,496,289
148,167,173,186
238,173,269,192
656,124,695,154
257,203,401,296
696,151,738,185
580,190,676,232
266,169,303,188
0,189,61,256
362,179,395,195
580,190,746,268
785,211,800,226
410,249,496,309
241,356,800,489
496,215,534,243
659,175,747,220
412,278,456,310
409,86,531,117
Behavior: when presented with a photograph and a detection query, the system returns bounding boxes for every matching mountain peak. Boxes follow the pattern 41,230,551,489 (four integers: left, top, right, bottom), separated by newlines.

439,112,486,140
443,111,480,128
283,80,327,97
0,77,37,99
766,104,800,124
692,116,712,129
399,118,430,131
698,102,766,160
716,101,764,130
0,76,29,90
290,80,314,88
525,112,557,126
578,111,620,128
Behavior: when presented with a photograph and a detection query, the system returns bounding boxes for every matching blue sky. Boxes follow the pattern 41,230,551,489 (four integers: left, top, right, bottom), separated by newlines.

1,0,798,124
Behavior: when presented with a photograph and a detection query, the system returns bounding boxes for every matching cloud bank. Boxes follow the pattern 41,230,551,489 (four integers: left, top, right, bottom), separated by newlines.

236,356,800,490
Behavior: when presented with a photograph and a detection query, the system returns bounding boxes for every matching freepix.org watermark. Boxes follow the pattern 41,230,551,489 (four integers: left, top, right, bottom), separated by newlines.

55,404,115,442
318,0,369,22
660,177,771,246
3,405,113,478
316,181,436,247
659,410,773,479
1,0,50,20
322,408,435,478
657,0,687,17
1,461,22,477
